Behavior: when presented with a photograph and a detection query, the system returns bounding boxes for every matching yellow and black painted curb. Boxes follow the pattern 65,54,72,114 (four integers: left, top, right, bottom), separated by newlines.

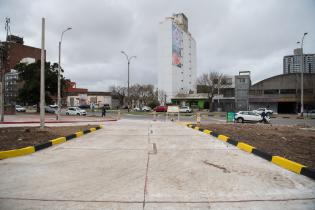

187,124,315,181
0,125,103,160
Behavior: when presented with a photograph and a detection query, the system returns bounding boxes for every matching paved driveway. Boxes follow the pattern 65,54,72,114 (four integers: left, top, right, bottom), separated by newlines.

0,120,314,210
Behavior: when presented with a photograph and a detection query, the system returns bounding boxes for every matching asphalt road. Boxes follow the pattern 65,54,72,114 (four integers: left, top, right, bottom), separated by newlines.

0,120,314,209
120,112,315,127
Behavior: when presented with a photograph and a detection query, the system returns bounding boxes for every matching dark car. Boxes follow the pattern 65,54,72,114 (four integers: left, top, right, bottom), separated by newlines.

154,106,168,112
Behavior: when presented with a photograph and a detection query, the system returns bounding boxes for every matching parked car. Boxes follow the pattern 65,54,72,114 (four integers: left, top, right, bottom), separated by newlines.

133,107,141,111
15,105,26,112
45,106,57,114
49,104,58,109
154,106,168,112
66,107,87,116
235,111,264,123
179,106,192,113
141,106,152,112
253,108,273,115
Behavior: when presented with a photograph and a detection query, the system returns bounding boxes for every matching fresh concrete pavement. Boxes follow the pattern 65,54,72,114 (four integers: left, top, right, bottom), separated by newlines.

0,119,314,210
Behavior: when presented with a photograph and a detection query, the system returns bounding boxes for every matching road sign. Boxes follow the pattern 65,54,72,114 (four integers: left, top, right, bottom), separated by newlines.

167,106,179,113
227,112,235,122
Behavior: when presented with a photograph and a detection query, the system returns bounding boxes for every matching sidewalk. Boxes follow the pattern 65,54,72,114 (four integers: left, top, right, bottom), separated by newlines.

0,120,314,209
0,113,116,125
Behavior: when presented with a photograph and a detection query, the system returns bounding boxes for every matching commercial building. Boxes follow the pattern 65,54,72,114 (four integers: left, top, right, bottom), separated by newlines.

249,73,315,113
65,81,113,108
283,48,315,74
157,13,197,103
1,35,42,106
4,69,20,105
171,75,235,111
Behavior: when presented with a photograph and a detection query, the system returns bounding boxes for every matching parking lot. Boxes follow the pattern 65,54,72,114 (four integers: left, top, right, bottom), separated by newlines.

1,120,314,210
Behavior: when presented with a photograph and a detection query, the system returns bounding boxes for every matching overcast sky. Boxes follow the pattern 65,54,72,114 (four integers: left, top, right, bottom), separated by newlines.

1,0,315,91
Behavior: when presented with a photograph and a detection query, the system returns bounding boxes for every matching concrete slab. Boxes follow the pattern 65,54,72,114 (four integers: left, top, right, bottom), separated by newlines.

144,200,315,210
0,200,143,210
0,149,147,201
146,149,315,202
0,119,314,210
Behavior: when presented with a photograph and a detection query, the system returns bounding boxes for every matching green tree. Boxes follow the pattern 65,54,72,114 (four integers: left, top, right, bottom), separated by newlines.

15,60,68,107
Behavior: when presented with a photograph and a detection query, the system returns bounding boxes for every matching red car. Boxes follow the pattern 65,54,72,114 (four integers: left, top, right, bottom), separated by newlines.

154,106,168,112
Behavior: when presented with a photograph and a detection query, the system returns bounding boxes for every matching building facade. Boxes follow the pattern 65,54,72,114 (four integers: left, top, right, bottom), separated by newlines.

172,75,235,111
283,48,315,74
157,13,197,103
4,69,19,105
1,35,42,106
235,71,251,111
249,73,315,113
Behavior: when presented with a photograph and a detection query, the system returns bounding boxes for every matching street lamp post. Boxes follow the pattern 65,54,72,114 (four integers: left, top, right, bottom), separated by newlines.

121,51,136,112
297,32,308,117
57,27,72,120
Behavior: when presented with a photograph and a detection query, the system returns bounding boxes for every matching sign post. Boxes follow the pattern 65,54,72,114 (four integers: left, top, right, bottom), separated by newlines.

166,105,180,121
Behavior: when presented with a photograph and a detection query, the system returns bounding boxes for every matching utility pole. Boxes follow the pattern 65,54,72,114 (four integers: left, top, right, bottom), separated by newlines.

40,18,45,128
0,42,4,122
0,17,10,122
57,27,71,120
297,32,308,117
121,51,136,112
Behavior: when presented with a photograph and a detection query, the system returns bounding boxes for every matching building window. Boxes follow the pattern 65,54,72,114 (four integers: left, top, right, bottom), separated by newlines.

280,89,296,94
239,78,245,83
264,89,279,94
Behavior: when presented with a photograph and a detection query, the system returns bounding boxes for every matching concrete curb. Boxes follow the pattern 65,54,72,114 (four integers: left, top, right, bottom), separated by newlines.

187,124,315,181
0,125,103,160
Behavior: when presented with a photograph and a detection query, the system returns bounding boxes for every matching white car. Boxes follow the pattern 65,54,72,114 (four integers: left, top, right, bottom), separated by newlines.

133,107,141,112
235,111,263,123
15,105,26,112
49,104,59,109
179,106,192,113
253,108,273,115
141,106,152,112
65,107,87,116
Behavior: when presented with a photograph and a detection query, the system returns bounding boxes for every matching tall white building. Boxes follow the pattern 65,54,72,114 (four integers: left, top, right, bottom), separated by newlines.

157,13,197,103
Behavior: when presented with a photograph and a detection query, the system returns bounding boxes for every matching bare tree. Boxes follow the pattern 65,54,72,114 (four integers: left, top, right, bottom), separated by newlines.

110,86,127,108
197,72,228,111
158,89,167,105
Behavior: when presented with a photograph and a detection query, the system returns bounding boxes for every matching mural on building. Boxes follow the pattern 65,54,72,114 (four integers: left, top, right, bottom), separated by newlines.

172,23,182,68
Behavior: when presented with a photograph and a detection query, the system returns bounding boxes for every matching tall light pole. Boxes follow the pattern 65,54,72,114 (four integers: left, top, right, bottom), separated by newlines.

297,32,308,116
40,18,45,128
57,27,72,120
121,51,136,112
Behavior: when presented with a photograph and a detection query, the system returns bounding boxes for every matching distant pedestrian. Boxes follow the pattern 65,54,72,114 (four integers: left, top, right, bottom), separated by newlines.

102,105,106,117
261,110,267,123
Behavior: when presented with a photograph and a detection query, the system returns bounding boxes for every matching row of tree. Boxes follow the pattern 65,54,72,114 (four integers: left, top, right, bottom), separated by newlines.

110,84,160,109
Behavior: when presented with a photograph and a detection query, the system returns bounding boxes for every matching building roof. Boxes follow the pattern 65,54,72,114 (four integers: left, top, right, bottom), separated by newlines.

251,73,315,90
87,91,111,96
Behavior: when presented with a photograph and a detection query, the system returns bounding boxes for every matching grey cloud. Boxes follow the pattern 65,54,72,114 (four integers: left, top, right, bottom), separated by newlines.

1,0,315,91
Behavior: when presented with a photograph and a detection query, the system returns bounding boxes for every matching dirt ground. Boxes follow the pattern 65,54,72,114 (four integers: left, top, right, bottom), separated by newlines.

0,125,96,151
201,123,315,168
